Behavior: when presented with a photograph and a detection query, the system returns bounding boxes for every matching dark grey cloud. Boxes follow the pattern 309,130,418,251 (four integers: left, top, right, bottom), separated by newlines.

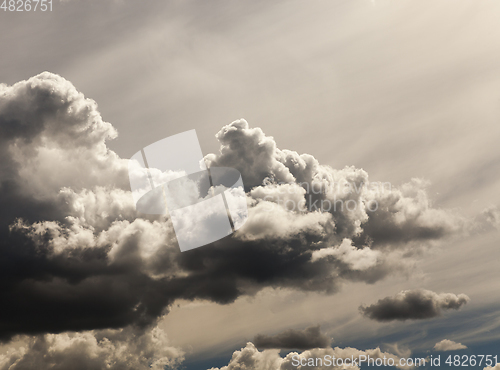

0,72,471,356
253,325,330,350
359,289,470,322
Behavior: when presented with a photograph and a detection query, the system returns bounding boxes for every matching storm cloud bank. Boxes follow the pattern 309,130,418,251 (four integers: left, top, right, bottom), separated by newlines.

0,72,482,367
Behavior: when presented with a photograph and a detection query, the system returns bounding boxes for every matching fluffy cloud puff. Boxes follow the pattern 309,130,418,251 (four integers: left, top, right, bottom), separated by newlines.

208,342,413,370
311,239,380,271
0,324,183,370
359,289,470,322
433,339,467,351
0,73,474,348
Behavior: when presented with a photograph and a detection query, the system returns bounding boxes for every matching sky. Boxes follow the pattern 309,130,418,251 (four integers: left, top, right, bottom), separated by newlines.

1,1,500,369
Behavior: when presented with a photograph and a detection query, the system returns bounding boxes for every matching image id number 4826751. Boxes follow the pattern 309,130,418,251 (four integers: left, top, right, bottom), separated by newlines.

1,0,52,11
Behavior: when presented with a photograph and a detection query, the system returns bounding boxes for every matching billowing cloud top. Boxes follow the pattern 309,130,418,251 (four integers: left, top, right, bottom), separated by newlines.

209,342,414,370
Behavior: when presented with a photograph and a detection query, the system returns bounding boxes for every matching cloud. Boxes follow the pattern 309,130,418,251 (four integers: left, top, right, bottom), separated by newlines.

0,72,481,363
0,324,183,370
484,365,500,370
473,205,500,232
359,289,470,322
205,120,465,244
209,342,414,370
312,239,380,271
433,339,467,351
253,325,330,350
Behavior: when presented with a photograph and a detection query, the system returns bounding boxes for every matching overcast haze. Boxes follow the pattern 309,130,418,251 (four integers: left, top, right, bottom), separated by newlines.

1,1,500,370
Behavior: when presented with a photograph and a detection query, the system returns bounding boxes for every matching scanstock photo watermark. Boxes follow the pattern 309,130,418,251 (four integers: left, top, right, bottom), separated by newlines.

290,354,499,368
259,177,392,213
